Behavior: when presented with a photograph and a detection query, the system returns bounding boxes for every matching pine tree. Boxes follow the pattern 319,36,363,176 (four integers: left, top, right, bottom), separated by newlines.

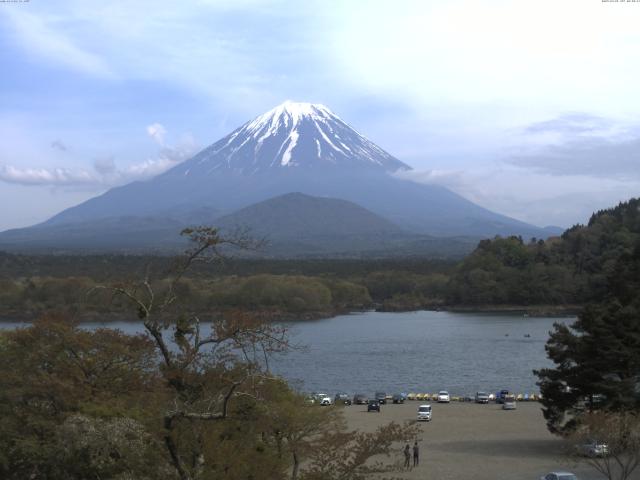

536,241,640,434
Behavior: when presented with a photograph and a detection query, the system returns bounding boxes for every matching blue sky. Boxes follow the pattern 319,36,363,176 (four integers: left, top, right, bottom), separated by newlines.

1,0,640,230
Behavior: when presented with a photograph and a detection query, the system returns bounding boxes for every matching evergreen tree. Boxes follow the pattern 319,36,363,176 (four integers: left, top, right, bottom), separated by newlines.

536,241,640,434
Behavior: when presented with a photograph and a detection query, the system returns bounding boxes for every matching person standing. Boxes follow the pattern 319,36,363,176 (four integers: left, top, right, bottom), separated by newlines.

404,444,411,469
413,441,419,466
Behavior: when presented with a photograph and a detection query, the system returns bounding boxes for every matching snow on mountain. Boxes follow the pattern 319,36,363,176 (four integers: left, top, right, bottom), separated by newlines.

166,101,409,177
20,100,558,244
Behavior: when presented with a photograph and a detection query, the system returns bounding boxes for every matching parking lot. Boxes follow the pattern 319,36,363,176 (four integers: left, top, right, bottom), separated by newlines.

341,401,624,480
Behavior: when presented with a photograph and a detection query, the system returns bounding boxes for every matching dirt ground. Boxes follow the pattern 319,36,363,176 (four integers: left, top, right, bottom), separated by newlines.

341,401,636,480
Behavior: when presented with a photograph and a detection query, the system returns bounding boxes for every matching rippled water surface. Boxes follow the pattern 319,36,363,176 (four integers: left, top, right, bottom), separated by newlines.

274,310,573,396
1,310,573,396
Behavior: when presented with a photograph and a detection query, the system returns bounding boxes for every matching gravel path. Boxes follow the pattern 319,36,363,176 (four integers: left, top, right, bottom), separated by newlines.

341,401,628,480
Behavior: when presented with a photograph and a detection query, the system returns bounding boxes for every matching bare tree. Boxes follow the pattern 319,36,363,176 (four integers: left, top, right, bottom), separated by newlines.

569,411,640,480
94,226,287,480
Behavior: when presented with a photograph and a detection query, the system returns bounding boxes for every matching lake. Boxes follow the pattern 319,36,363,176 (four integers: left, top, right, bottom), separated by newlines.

0,310,573,397
277,310,573,396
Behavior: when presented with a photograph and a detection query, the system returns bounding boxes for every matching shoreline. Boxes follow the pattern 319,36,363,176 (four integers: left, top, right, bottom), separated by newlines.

377,303,581,317
0,304,581,323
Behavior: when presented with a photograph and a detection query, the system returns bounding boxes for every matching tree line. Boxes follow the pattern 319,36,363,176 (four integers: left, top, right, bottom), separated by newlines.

534,210,640,480
0,198,638,319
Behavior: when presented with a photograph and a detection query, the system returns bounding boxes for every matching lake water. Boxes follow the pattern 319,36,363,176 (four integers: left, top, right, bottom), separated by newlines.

277,310,573,396
0,310,573,397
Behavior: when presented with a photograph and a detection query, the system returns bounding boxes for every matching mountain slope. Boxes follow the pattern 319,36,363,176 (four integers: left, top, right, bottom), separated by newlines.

213,192,478,257
0,193,479,257
1,101,557,253
216,192,403,238
0,216,188,253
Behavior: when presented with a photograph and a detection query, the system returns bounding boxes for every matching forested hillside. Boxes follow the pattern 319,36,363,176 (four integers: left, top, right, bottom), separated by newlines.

447,198,640,306
0,198,637,318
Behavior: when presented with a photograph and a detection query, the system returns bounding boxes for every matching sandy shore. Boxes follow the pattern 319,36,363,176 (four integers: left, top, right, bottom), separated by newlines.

341,401,622,480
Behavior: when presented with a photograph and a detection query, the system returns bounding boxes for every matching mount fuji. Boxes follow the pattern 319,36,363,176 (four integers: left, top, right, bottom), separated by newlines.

0,101,560,255
172,100,409,174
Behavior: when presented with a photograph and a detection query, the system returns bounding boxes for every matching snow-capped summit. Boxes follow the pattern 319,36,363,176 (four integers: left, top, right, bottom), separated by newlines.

166,101,410,177
28,101,558,245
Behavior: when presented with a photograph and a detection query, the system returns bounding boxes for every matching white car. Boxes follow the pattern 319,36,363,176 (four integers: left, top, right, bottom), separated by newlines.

540,472,578,480
417,404,432,421
319,395,332,406
437,390,450,403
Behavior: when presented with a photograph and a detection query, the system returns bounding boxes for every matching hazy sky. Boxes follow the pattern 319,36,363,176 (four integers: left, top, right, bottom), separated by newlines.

1,0,640,231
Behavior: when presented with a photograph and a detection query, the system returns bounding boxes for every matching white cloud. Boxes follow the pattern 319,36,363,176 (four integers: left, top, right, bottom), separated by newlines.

0,165,96,186
507,115,640,180
332,0,640,118
398,165,640,228
0,128,198,188
1,8,115,78
0,1,333,115
146,123,167,146
395,168,470,190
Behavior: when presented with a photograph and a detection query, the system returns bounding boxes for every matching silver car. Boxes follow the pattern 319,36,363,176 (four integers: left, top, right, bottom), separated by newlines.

502,394,516,410
417,404,432,421
475,391,489,404
540,472,577,480
577,439,608,457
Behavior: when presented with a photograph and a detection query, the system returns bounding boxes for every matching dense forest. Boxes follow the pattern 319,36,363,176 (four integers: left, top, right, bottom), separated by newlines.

0,198,638,320
448,197,640,306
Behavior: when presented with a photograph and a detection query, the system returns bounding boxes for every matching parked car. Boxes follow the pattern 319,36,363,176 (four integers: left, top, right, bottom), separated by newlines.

577,439,608,457
502,394,516,410
334,393,352,405
540,472,578,480
353,393,368,405
319,395,332,406
475,392,490,404
311,392,328,402
417,404,432,421
496,389,510,404
375,391,388,404
367,399,381,412
392,393,406,404
437,391,450,403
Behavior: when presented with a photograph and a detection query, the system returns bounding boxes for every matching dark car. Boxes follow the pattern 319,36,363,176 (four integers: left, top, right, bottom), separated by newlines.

375,392,388,404
334,393,352,405
496,389,510,404
392,393,406,404
367,399,381,412
353,393,368,405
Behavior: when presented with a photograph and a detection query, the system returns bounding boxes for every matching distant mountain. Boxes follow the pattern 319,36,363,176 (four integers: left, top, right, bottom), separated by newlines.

0,101,557,254
213,192,470,257
216,192,402,239
0,193,479,257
